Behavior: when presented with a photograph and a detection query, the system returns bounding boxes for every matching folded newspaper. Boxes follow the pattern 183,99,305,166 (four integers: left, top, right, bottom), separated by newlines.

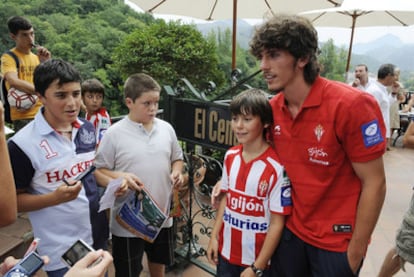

116,188,168,243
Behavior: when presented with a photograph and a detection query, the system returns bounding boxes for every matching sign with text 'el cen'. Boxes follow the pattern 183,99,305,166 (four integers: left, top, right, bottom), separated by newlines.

171,99,237,150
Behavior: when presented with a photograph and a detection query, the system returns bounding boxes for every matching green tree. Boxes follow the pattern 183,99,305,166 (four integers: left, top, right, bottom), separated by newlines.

0,2,24,49
0,0,265,116
31,0,80,16
112,20,226,96
319,39,347,81
402,72,414,92
208,27,265,95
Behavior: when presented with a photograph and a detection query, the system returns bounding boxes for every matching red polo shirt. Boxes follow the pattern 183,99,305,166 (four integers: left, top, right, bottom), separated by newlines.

270,76,386,251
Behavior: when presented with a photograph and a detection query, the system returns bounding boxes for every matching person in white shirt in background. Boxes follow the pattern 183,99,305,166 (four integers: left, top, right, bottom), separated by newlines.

349,64,374,91
366,63,398,150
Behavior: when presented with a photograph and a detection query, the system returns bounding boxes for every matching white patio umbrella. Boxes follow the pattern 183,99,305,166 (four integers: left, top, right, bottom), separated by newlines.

129,0,343,70
300,0,414,73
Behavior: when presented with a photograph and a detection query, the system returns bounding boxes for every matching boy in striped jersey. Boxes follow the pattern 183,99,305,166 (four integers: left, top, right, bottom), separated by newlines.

81,78,111,148
207,88,291,277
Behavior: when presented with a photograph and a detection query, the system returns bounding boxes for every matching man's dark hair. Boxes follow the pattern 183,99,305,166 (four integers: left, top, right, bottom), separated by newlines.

7,16,33,35
34,59,82,96
250,14,320,84
377,63,396,80
356,64,368,72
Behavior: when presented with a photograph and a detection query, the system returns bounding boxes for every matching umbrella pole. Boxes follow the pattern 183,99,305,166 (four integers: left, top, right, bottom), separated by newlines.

232,0,237,70
345,14,357,74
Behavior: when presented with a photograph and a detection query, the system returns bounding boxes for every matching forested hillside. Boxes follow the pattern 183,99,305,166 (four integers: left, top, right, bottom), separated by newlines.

4,0,395,114
1,0,147,115
0,0,244,116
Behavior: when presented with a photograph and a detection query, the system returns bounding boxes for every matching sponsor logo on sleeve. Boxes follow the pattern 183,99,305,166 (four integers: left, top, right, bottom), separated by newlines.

281,186,292,206
361,119,384,147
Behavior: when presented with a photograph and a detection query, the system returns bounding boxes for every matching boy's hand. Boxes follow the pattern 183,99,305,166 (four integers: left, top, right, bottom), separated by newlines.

64,250,112,277
240,267,256,277
114,179,128,197
206,237,219,265
36,46,51,62
0,255,49,276
210,181,222,208
114,177,141,197
121,172,144,192
54,181,82,203
170,171,184,189
0,256,20,275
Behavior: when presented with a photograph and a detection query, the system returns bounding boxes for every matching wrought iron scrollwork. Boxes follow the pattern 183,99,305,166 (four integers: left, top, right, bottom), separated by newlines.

173,152,222,275
173,78,216,101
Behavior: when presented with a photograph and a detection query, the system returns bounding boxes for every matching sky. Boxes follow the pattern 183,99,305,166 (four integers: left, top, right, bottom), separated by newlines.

125,0,414,46
314,26,414,46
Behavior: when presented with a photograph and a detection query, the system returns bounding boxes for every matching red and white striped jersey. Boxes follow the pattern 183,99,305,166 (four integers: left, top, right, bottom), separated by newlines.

219,144,291,267
85,107,111,147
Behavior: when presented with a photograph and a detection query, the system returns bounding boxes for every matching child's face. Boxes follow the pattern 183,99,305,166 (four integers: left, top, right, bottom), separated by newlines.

39,80,81,129
12,28,35,51
231,113,265,146
82,91,103,114
126,90,160,125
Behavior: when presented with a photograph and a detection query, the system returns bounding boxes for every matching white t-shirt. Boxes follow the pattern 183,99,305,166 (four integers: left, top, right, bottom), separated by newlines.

94,116,183,237
366,81,392,138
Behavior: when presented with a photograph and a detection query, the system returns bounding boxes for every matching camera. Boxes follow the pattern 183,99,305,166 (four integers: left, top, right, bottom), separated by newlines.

61,239,99,267
4,251,44,277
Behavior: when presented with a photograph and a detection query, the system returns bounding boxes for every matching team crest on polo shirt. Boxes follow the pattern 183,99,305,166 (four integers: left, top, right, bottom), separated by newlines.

75,128,96,154
258,180,268,197
273,125,281,136
361,119,384,147
79,128,95,144
314,124,324,142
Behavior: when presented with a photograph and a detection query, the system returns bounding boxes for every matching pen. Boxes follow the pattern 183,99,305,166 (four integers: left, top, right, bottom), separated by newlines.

24,238,40,257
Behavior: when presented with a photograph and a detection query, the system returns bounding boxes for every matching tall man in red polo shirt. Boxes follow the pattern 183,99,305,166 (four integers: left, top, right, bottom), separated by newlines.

247,14,386,276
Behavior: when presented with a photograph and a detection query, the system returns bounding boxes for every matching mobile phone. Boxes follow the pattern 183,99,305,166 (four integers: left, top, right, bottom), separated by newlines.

61,239,94,267
4,251,44,277
74,165,96,182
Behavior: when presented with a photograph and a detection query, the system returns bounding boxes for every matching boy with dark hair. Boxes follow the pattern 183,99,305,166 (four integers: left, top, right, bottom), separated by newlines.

1,16,51,131
7,59,107,277
94,73,184,277
207,88,291,276
81,78,111,148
